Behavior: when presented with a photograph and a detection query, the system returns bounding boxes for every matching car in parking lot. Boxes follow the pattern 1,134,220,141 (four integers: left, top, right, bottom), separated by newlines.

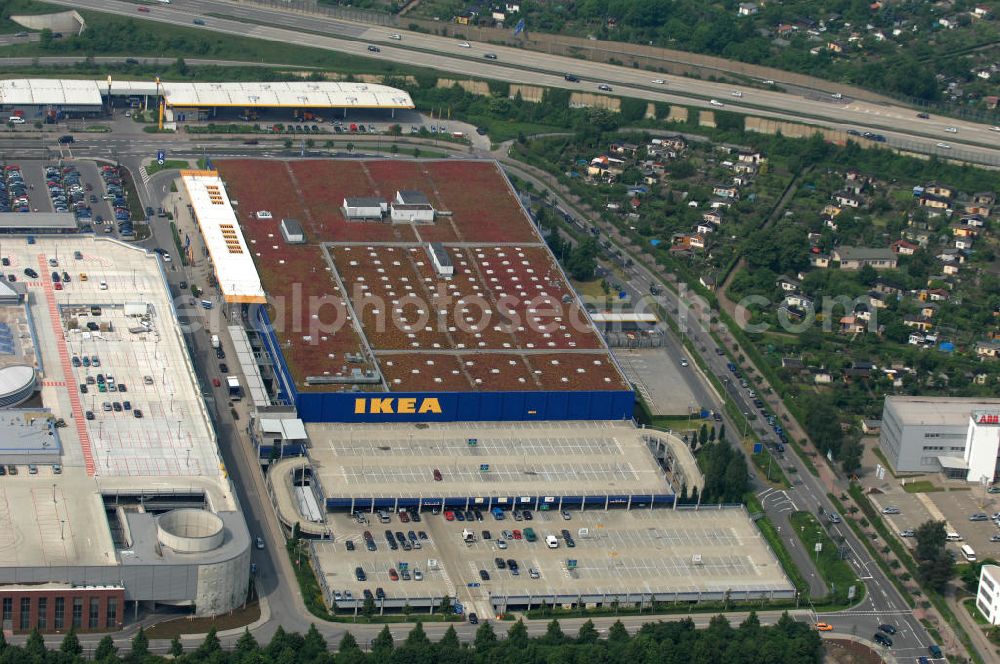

970,513,989,521
479,569,490,581
468,612,478,624
562,510,572,520
495,557,506,569
899,529,915,538
881,506,901,514
497,539,507,549
355,566,366,581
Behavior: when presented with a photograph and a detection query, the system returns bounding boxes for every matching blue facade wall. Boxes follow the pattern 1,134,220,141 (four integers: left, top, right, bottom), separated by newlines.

252,306,635,423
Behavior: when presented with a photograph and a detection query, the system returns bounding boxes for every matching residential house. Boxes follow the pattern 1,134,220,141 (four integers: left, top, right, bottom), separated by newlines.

873,280,902,296
734,161,760,175
942,263,960,276
891,239,919,255
455,10,475,24
702,209,723,225
840,315,866,334
973,5,993,18
951,222,981,238
784,293,814,310
700,275,716,291
903,316,934,332
937,248,965,263
781,357,806,372
738,2,759,16
814,372,833,384
972,192,996,206
822,204,844,217
828,41,845,53
925,182,954,198
938,16,958,28
909,332,928,345
862,419,882,434
868,290,891,309
919,194,952,211
810,253,831,268
976,340,1000,359
954,236,975,250
832,246,898,270
689,234,706,249
960,214,986,228
609,142,640,157
738,151,765,164
776,275,801,292
587,155,625,182
712,183,739,199
920,302,940,318
696,222,717,235
926,288,950,302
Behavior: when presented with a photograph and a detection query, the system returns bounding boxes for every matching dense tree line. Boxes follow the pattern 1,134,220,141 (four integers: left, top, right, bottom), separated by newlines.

914,520,956,594
0,613,822,664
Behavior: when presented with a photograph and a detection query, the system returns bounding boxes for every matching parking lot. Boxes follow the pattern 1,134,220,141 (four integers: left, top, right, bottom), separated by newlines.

2,160,120,231
314,505,793,619
614,348,700,416
870,481,1000,559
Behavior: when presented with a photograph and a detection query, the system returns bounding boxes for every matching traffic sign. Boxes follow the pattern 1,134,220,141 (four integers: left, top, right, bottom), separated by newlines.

156,149,165,165
480,464,490,472
753,442,763,454
468,438,478,446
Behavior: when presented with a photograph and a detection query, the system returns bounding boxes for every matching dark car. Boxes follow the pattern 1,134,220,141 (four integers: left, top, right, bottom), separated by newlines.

873,633,892,647
468,612,479,625
375,587,385,599
917,112,930,119
345,540,355,551
483,52,497,59
495,557,506,569
564,74,580,82
368,45,381,52
878,624,897,635
58,135,74,144
355,567,366,581
219,363,229,373
479,569,490,581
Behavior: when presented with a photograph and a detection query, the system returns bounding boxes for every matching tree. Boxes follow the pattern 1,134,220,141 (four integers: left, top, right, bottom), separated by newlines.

302,624,327,661
94,635,118,662
60,628,83,657
174,57,189,75
25,629,45,660
542,619,565,645
362,595,377,616
371,625,394,655
698,423,708,446
169,636,183,657
438,595,452,614
608,620,629,643
130,627,149,659
841,439,863,475
438,626,460,650
507,620,529,649
236,628,259,654
577,619,599,644
474,621,497,649
919,551,955,593
709,425,716,442
337,632,360,653
405,621,430,648
915,520,947,562
195,627,221,658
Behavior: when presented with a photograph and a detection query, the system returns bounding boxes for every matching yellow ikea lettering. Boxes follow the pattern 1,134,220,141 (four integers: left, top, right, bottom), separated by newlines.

418,398,442,414
353,397,442,414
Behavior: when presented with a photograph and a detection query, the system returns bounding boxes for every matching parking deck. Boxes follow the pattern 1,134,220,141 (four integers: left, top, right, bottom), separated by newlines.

312,506,794,617
304,420,689,510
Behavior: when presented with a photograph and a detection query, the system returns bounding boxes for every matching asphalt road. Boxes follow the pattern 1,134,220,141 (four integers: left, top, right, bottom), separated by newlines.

36,0,1000,166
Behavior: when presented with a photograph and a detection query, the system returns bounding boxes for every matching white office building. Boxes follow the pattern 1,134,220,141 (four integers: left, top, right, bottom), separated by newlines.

879,396,1000,482
977,564,1000,625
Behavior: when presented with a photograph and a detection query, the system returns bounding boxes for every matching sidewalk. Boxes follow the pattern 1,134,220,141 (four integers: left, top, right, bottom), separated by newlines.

945,592,996,662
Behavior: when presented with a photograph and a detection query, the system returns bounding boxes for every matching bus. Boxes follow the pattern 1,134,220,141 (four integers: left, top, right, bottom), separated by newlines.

961,544,977,562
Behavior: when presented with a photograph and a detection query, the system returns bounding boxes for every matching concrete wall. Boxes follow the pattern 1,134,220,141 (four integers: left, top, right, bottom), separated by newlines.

11,11,85,35
194,548,251,616
570,92,620,112
666,106,689,123
509,84,544,103
437,79,490,96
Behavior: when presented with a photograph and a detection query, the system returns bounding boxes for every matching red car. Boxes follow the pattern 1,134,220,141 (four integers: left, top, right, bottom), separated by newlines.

399,511,410,523
53,282,63,290
513,529,522,540
212,377,221,387
444,511,455,521
137,6,150,12
389,568,399,581
433,469,442,481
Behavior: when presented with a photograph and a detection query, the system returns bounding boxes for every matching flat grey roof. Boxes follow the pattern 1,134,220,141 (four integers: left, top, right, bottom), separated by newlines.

314,507,792,609
305,420,678,499
345,197,384,207
886,396,1000,427
0,411,59,455
0,213,77,230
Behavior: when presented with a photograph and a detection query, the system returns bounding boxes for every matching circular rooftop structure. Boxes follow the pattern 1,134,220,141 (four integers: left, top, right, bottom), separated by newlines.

0,365,36,408
157,509,225,553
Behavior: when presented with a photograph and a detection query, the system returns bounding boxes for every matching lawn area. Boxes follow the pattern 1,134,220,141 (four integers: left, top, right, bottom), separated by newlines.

902,480,943,493
788,511,864,605
145,159,190,176
963,597,990,626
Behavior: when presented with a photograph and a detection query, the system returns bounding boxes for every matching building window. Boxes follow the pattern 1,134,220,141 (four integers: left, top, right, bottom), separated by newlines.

37,598,47,630
2,597,11,625
71,598,82,628
88,598,99,629
19,598,30,631
106,598,117,628
54,597,64,629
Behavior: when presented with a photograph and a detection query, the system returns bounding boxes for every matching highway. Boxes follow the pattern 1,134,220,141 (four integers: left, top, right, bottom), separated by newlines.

37,0,1000,167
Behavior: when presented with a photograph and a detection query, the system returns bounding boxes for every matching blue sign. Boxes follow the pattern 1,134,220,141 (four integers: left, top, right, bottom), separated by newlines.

480,464,490,472
156,150,165,165
513,18,526,35
184,233,191,249
453,602,464,614
753,443,763,454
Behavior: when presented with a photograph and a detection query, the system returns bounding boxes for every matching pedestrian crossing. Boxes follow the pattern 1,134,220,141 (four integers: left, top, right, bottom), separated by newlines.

139,166,150,187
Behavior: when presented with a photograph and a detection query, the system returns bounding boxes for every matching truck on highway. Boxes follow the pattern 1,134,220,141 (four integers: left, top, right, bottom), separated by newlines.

210,334,221,349
226,376,242,401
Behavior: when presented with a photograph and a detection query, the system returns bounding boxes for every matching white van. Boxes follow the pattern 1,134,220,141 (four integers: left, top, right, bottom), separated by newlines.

545,535,559,549
961,544,977,562
945,531,963,542
8,117,25,125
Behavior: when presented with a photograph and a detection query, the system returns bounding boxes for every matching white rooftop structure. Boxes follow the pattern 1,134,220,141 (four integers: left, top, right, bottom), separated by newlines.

0,79,414,111
0,78,102,107
160,81,414,109
181,170,266,304
259,418,308,441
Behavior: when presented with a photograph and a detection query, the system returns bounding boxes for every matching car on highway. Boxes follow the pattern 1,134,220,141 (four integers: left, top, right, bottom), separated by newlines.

992,126,1000,132
483,53,497,59
651,79,665,84
597,83,613,91
458,41,471,48
731,90,743,97
916,112,930,119
138,6,150,11
255,537,265,549
945,126,958,133
680,358,689,367
564,74,580,82
936,142,951,149
193,18,205,25
389,33,401,40
709,99,724,107
815,623,833,632
367,45,380,53
58,135,74,144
